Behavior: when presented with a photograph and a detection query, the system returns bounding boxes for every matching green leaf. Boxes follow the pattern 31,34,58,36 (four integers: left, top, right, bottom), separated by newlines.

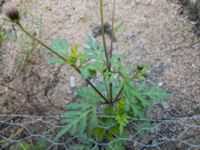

87,108,98,136
110,54,126,72
115,113,130,135
132,65,149,80
64,111,80,118
79,117,87,135
54,125,71,141
104,106,115,116
106,141,125,150
122,80,169,118
52,38,68,56
68,44,78,65
47,38,68,64
55,102,98,140
31,138,48,150
137,82,170,103
92,128,106,141
80,63,100,79
76,86,103,103
20,142,31,150
80,68,90,79
86,35,97,50
47,57,65,64
65,103,82,109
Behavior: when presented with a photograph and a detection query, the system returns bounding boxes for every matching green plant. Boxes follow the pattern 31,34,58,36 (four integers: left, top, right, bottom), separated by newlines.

5,1,169,149
14,138,48,150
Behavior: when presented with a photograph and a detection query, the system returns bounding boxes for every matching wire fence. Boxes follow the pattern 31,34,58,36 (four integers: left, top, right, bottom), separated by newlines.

0,114,199,150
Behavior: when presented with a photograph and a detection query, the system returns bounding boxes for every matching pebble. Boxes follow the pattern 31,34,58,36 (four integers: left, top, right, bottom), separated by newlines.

158,81,163,87
69,76,76,88
161,101,170,109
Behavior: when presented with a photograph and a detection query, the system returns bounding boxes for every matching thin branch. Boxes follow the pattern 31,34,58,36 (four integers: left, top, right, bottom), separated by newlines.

74,67,109,103
109,0,116,103
16,22,108,103
17,22,68,62
99,0,110,70
100,0,115,103
110,0,116,57
113,86,124,103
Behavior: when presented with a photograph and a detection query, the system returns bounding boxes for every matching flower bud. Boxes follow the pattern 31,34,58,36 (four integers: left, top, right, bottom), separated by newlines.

6,8,20,23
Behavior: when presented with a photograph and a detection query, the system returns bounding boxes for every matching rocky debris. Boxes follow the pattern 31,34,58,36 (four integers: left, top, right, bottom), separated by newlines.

178,0,200,37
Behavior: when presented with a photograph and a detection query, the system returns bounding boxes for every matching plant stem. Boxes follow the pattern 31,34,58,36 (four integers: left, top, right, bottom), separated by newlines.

16,22,109,103
17,22,68,62
74,66,110,104
104,77,110,103
113,86,124,103
110,0,116,57
100,0,109,70
100,0,114,103
109,0,116,103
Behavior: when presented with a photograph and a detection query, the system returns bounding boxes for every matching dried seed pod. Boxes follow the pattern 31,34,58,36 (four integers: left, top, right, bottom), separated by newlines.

5,8,20,23
137,65,144,71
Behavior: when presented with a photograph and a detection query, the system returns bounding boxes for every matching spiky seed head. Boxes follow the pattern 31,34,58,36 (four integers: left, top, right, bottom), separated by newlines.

6,8,20,23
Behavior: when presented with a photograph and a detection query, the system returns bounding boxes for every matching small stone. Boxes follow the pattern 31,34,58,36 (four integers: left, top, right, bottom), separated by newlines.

158,81,163,87
69,76,76,88
192,64,195,68
191,21,197,25
162,102,169,109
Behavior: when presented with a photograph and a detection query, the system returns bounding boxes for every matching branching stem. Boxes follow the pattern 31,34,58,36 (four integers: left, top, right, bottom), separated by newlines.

110,0,116,57
109,0,116,103
16,22,109,103
100,0,115,103
100,0,110,71
113,87,124,103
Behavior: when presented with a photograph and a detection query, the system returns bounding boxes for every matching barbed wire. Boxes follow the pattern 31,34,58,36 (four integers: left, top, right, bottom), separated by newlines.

0,114,199,150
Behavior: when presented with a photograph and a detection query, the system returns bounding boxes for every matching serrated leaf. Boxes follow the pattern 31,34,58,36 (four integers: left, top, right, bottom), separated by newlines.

54,125,71,141
56,103,96,140
145,86,169,102
46,38,68,65
71,121,79,135
137,82,170,102
65,103,82,109
64,111,80,117
86,35,97,50
92,128,106,141
79,117,87,135
47,57,65,64
122,80,169,118
52,38,68,56
87,108,98,136
132,104,145,117
132,65,149,80
80,68,90,79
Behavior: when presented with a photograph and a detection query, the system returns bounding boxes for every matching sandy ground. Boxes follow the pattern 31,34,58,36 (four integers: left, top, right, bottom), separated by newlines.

0,0,199,116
